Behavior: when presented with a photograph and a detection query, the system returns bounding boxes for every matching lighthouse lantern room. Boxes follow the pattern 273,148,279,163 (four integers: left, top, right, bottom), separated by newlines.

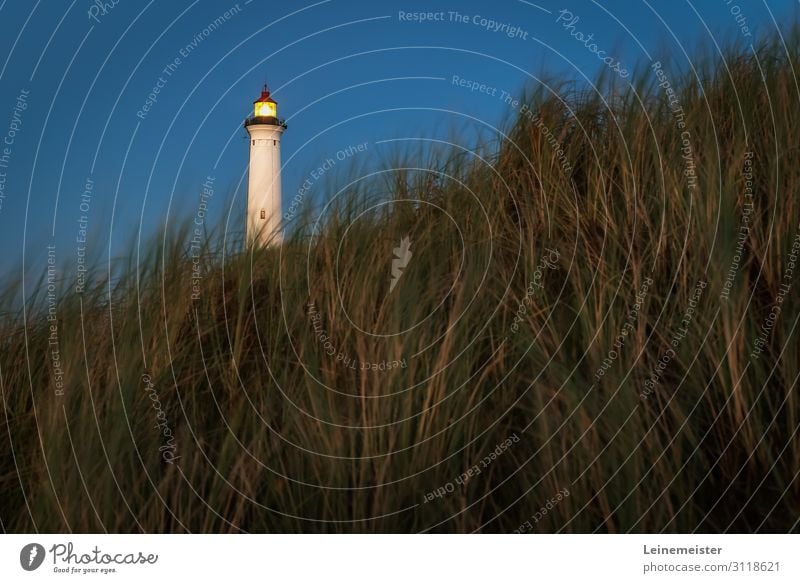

245,84,286,246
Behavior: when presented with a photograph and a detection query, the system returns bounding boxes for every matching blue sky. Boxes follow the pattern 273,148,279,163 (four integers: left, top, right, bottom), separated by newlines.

0,0,796,284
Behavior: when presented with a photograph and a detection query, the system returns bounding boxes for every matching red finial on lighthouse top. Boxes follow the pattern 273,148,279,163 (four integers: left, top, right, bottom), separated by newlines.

255,83,276,105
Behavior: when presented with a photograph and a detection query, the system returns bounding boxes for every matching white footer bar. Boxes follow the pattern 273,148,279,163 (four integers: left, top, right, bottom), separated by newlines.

1,534,796,582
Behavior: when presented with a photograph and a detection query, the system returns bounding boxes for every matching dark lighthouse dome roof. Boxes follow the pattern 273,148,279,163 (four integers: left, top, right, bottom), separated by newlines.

255,85,276,104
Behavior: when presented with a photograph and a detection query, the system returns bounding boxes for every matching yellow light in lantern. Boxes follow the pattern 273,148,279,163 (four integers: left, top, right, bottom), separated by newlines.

255,100,277,118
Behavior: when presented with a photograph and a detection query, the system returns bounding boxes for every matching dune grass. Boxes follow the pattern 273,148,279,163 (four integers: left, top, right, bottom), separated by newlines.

2,33,800,533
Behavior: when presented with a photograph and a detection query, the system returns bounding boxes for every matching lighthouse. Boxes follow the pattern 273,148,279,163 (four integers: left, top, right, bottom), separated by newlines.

245,85,286,246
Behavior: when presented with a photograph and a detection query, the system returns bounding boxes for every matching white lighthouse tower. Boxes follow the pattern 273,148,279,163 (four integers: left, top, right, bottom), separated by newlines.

245,85,286,246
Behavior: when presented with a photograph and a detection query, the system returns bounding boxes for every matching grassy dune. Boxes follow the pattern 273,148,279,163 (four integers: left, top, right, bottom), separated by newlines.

2,34,800,533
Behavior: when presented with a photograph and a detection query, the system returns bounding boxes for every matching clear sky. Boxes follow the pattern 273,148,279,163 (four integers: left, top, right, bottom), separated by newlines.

0,0,796,285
